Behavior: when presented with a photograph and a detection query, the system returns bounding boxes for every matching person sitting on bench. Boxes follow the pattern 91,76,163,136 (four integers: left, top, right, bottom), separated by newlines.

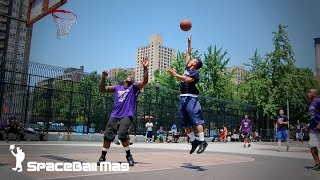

5,115,21,143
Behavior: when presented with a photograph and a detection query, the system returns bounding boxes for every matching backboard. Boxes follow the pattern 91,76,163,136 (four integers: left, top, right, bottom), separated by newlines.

28,0,67,26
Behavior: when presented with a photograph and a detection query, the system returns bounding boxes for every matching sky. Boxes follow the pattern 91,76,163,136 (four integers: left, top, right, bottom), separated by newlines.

29,0,320,74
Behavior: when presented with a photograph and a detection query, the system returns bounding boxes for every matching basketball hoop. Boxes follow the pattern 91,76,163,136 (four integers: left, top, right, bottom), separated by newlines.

52,9,77,40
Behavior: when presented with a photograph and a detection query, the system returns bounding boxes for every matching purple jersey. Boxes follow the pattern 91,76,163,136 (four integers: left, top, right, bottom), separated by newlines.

110,83,140,118
309,97,320,133
241,119,252,133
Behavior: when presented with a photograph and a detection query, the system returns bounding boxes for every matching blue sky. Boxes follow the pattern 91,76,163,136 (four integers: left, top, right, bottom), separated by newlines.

30,0,320,74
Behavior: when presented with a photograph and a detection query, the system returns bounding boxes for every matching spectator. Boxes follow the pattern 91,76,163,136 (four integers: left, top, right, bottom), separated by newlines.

254,130,261,142
210,127,217,142
145,119,153,143
231,129,240,142
157,126,165,143
295,120,304,146
5,115,22,143
220,126,228,142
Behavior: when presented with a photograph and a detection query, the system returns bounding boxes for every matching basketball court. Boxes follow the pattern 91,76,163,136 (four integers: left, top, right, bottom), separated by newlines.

0,1,319,180
0,141,319,180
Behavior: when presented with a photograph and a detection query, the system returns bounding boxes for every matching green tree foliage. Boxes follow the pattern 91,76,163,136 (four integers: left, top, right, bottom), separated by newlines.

154,51,186,90
199,46,233,99
239,25,319,126
115,70,128,81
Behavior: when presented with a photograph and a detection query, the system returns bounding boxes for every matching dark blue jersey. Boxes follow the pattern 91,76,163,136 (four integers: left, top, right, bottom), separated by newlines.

276,115,289,131
180,66,200,94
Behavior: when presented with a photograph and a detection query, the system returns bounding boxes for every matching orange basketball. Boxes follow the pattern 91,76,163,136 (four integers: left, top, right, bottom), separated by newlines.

180,19,192,31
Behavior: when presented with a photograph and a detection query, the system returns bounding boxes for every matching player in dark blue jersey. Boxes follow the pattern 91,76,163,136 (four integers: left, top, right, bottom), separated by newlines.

167,35,207,154
275,109,290,152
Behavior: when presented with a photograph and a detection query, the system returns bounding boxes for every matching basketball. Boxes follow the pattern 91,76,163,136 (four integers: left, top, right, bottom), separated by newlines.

180,19,192,31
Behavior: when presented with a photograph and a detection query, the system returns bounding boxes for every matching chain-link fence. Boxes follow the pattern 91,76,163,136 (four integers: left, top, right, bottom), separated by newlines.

0,58,258,137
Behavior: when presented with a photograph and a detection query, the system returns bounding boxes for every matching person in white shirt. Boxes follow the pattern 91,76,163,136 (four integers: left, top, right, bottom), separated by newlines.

145,120,153,143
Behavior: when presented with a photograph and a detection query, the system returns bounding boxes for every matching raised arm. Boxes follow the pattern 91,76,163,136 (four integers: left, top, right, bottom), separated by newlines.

136,57,149,90
100,71,115,93
186,35,192,65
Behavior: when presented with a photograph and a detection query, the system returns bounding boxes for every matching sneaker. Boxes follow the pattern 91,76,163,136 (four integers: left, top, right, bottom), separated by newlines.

309,164,320,171
243,144,247,148
248,144,251,148
126,154,134,166
189,139,199,154
129,141,133,145
197,141,208,154
97,156,106,166
286,145,289,152
277,147,282,152
115,141,120,145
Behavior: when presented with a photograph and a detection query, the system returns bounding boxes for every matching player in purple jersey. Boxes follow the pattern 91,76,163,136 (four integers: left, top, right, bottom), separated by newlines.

307,89,320,170
97,57,149,166
239,115,252,148
167,35,207,154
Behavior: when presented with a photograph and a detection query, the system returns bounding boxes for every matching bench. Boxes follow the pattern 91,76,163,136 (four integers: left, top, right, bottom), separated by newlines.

2,123,48,141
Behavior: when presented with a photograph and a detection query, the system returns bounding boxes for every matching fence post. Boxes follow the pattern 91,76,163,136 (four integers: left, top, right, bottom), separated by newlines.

45,79,53,133
134,99,138,136
154,84,159,142
68,81,73,134
87,86,92,134
0,57,6,121
23,74,31,124
83,85,87,135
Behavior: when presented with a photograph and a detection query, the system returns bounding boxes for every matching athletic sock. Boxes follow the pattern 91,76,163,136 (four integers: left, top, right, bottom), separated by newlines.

101,147,108,156
277,140,281,148
198,132,204,141
124,146,131,156
188,132,196,142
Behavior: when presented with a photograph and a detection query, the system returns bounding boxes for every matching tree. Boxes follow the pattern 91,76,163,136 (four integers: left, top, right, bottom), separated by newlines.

115,70,128,81
239,50,273,127
198,46,233,99
154,51,186,90
238,25,319,128
73,71,111,131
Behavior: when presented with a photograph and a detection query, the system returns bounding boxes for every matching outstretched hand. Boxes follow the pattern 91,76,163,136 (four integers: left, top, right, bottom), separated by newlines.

141,57,149,68
187,35,192,56
188,35,192,45
167,68,177,77
102,71,108,78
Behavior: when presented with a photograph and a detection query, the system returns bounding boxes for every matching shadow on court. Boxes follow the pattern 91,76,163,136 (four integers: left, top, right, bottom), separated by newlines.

180,163,207,171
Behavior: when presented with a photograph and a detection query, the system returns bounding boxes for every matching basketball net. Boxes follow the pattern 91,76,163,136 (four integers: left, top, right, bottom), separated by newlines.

52,10,77,40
